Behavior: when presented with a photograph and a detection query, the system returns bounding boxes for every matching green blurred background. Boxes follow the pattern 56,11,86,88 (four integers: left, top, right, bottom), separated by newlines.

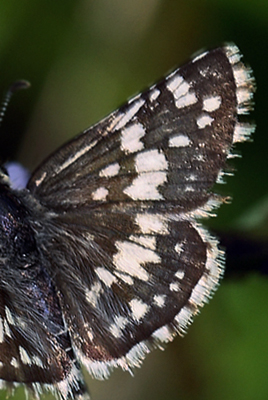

0,1,267,399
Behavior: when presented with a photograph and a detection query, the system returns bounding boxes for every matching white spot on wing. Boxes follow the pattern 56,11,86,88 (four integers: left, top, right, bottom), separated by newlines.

153,294,166,307
135,213,168,234
167,74,197,108
169,134,191,148
129,235,156,250
32,355,44,368
129,299,149,321
10,358,19,368
124,171,166,200
203,95,221,112
114,271,134,285
175,270,185,280
197,114,214,128
170,282,181,292
92,187,109,201
4,319,11,337
149,88,160,102
121,122,146,154
99,162,120,177
96,267,117,287
114,241,160,281
19,346,32,365
110,316,128,338
85,281,103,307
175,92,198,108
5,307,15,325
135,150,168,173
175,242,183,255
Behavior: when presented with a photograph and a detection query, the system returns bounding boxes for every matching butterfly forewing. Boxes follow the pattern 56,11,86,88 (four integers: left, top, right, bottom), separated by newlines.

28,48,242,213
0,44,254,398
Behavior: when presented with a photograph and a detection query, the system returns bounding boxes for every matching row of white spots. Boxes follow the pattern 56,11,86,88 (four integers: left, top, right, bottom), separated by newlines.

167,74,198,109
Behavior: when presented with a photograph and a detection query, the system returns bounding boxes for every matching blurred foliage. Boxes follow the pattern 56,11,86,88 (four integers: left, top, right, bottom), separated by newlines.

0,0,267,400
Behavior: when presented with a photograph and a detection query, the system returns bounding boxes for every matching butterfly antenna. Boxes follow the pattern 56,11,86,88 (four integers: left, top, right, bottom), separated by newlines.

0,80,30,129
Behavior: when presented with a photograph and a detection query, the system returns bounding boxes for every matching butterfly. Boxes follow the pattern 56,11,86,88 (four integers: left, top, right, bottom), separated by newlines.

0,44,254,399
